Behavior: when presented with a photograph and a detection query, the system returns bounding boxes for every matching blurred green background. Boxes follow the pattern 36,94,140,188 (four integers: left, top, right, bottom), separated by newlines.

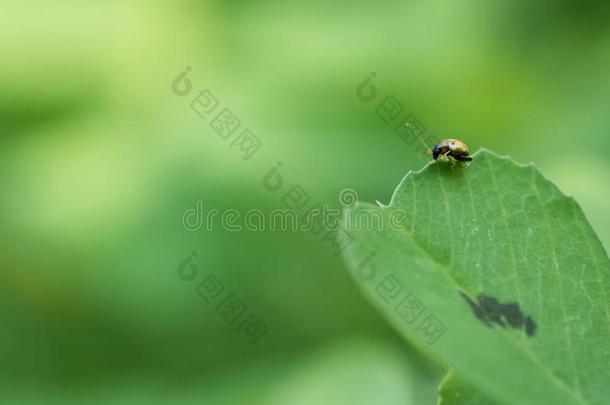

1,0,609,403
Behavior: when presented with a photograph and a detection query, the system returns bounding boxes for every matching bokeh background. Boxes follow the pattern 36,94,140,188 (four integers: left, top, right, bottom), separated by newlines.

1,0,609,403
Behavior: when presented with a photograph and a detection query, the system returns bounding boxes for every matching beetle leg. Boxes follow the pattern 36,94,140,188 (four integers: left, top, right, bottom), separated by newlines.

442,152,457,167
453,155,473,167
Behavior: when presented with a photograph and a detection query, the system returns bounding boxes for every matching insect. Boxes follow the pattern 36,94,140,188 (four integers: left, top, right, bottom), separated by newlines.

431,139,472,163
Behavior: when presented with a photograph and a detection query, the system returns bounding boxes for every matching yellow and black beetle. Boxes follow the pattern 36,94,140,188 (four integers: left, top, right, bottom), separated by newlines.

431,139,472,162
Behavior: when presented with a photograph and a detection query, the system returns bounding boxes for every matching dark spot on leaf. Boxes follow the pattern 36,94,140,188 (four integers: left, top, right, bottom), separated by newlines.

460,292,537,337
525,316,537,337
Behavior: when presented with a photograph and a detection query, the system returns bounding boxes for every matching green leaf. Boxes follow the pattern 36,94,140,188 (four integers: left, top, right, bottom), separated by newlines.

437,371,496,405
341,149,610,405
